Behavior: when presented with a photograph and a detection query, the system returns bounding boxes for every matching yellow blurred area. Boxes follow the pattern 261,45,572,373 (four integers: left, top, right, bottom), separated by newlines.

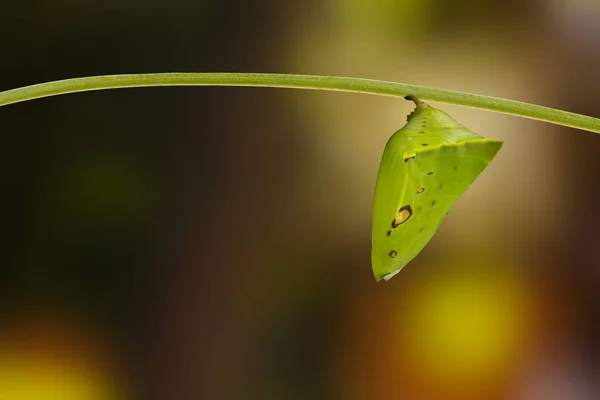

0,315,123,400
0,352,119,400
397,262,537,387
330,255,548,400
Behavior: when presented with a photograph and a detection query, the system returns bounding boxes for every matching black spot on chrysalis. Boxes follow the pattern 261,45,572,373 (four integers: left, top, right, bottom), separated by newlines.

453,166,458,170
404,155,415,162
417,188,425,194
389,251,398,258
431,200,437,206
392,205,413,228
427,172,434,175
387,230,391,237
422,143,428,146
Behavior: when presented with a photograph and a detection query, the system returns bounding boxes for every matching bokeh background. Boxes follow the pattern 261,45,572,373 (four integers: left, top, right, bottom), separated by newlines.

1,1,600,399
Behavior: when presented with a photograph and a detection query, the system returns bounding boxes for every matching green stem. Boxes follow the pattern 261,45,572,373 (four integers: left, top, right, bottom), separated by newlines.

1,73,599,133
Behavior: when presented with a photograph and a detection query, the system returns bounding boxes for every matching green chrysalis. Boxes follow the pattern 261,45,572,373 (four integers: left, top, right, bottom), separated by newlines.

372,96,503,281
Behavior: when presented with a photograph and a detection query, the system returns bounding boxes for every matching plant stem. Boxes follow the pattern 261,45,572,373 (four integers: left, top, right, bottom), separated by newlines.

1,73,599,133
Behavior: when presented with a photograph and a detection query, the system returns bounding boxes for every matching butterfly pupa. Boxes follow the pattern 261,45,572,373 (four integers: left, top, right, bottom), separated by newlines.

371,96,503,281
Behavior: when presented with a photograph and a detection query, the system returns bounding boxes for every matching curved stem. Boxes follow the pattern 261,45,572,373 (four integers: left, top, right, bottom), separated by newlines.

1,72,599,133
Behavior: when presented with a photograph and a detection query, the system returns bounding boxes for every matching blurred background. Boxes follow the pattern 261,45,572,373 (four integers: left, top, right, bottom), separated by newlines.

1,0,600,399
